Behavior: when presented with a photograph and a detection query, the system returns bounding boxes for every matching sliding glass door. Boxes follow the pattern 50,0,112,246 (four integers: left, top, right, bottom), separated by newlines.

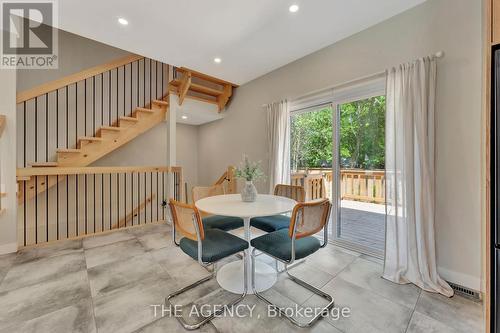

290,84,386,258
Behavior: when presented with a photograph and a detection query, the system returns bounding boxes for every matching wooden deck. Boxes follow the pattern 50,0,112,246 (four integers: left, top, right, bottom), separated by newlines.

336,200,386,253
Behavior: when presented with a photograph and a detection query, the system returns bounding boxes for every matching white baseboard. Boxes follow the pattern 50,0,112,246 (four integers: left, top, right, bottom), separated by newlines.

438,266,481,292
0,242,17,255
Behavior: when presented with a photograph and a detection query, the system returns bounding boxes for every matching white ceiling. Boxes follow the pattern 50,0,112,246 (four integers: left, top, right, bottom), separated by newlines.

56,0,425,85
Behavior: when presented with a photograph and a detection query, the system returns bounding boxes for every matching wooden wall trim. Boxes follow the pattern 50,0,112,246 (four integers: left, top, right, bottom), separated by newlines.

16,54,144,104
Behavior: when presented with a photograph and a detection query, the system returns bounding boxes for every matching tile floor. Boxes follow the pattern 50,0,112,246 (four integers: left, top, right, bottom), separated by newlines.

0,222,484,333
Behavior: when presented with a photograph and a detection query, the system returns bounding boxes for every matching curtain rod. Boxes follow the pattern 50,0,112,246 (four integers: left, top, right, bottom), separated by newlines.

261,51,444,108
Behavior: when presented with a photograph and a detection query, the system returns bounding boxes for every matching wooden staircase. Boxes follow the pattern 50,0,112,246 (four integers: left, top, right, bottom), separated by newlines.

16,55,236,204
47,100,167,168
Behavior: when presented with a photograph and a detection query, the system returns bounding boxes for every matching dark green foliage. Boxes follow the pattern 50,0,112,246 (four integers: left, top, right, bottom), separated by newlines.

290,96,385,170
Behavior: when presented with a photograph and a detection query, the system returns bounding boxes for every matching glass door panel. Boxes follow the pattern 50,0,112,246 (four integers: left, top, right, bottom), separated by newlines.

336,96,386,257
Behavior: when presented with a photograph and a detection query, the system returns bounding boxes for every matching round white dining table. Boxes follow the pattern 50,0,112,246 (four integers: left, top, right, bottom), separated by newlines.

195,194,296,294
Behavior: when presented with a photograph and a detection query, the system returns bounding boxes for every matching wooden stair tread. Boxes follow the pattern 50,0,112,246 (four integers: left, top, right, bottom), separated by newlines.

135,107,155,113
57,148,81,153
152,100,169,106
100,126,123,131
79,136,103,142
30,162,58,167
120,116,139,122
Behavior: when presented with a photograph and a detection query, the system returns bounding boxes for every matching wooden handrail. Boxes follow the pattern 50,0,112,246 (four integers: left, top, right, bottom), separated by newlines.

16,54,144,103
17,166,174,178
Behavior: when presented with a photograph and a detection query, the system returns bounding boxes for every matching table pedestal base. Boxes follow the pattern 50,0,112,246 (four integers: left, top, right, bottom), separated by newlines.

216,259,277,294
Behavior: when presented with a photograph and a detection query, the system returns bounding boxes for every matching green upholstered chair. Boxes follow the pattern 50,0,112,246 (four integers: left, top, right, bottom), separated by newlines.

167,199,248,330
192,184,244,231
250,184,305,232
250,198,334,328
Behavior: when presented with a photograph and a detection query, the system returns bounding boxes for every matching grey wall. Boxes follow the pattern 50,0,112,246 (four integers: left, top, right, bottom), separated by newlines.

176,124,199,203
16,26,130,92
197,0,482,290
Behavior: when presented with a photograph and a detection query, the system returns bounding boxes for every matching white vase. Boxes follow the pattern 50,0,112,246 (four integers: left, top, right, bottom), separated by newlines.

241,181,257,202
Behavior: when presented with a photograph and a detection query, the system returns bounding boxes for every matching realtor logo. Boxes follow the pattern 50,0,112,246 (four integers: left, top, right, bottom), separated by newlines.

1,0,58,68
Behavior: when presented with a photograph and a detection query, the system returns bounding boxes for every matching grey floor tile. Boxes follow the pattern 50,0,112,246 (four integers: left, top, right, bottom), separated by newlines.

83,230,135,249
134,316,218,333
406,311,456,333
0,252,86,292
150,247,211,286
88,252,170,297
269,272,316,305
0,270,90,329
276,318,344,333
0,298,96,333
415,291,484,333
136,231,174,251
84,239,147,268
336,257,420,309
0,253,15,284
127,223,171,237
286,261,335,289
15,239,83,264
211,295,286,333
306,246,358,276
93,276,177,333
305,276,413,333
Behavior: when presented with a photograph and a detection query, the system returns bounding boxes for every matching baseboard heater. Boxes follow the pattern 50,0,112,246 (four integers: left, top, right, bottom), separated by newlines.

447,281,481,301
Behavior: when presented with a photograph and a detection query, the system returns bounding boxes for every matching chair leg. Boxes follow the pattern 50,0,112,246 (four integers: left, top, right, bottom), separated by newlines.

251,249,334,328
275,258,306,273
166,252,248,331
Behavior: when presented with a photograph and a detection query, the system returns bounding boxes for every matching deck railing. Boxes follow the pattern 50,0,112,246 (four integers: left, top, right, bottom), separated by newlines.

16,166,182,247
291,168,385,204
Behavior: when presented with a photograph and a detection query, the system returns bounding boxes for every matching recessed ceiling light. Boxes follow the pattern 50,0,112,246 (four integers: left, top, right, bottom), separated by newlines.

214,57,222,64
118,17,129,25
181,115,188,120
289,4,299,13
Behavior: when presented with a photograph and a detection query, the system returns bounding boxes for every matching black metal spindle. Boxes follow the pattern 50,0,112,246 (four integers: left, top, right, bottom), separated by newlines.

117,173,120,229
162,172,165,220
138,172,141,224
46,175,49,241
23,101,26,167
66,175,69,238
143,59,146,106
109,71,112,126
150,172,153,222
75,82,78,144
109,173,112,230
35,97,38,162
23,182,27,246
93,76,96,134
101,173,104,231
45,94,48,162
84,174,87,234
144,172,147,223
66,86,69,148
35,176,38,244
76,175,79,236
84,79,87,136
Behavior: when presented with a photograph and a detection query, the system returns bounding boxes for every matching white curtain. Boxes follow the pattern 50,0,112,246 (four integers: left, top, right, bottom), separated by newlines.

383,56,453,297
266,100,290,193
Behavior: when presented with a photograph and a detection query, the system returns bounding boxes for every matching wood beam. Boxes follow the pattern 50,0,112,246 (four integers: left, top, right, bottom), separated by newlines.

178,71,192,106
217,84,233,112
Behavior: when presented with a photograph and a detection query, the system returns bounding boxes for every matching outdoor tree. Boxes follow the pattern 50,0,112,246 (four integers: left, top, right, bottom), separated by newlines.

291,96,385,170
